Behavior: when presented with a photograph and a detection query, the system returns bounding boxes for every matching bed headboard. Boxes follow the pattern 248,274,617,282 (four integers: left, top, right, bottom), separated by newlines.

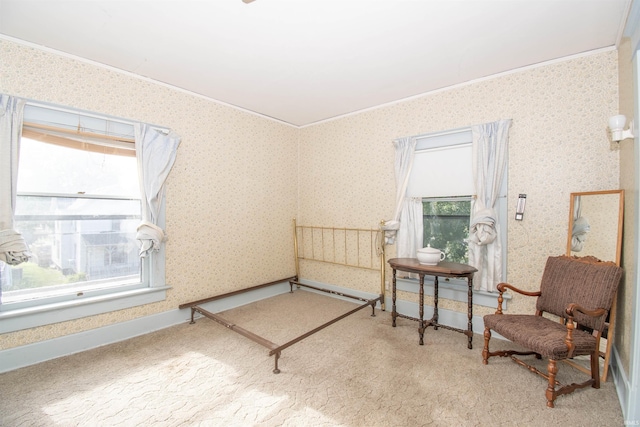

292,219,387,309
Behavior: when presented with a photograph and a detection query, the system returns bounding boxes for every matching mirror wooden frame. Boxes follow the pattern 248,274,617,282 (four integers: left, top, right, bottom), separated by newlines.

565,189,624,382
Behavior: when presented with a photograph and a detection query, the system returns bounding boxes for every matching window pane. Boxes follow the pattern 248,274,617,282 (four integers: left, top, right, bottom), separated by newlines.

0,137,142,303
17,137,139,198
1,196,141,301
423,199,471,264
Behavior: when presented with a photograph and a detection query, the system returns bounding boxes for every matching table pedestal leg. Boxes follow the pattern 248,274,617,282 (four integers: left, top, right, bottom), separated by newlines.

467,276,473,349
433,276,439,330
391,269,397,327
419,274,425,345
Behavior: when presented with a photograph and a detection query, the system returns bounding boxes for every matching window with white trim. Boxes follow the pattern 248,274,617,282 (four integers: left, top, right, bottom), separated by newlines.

407,128,507,284
0,103,168,333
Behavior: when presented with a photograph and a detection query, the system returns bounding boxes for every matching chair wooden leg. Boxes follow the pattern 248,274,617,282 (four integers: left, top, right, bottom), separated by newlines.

546,359,558,408
482,327,491,365
591,349,601,389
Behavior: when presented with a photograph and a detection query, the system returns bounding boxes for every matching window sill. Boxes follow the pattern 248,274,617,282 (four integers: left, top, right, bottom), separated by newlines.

395,276,510,309
0,286,170,334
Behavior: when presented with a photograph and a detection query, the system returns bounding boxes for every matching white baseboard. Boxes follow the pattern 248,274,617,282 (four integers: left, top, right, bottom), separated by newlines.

0,281,292,374
296,279,487,336
0,307,189,374
0,279,490,374
610,346,628,415
610,343,639,422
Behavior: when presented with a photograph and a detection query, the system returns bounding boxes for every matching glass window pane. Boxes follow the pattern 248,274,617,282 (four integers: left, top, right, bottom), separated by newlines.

423,199,471,264
2,196,141,301
0,136,142,303
17,138,139,198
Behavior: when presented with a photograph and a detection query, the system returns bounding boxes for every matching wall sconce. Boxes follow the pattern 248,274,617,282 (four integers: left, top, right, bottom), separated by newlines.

608,115,635,143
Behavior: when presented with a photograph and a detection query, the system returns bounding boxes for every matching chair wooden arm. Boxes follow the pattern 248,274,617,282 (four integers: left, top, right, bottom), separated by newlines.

497,282,542,297
494,283,542,314
565,303,607,319
563,303,607,359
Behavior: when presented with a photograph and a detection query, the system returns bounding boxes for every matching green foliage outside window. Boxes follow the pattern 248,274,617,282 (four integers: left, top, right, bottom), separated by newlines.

5,262,86,291
423,199,471,264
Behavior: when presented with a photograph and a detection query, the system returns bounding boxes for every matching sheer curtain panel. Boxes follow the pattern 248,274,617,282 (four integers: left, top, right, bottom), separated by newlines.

134,123,181,258
0,95,30,266
468,119,511,292
396,197,423,260
381,136,417,247
391,137,424,279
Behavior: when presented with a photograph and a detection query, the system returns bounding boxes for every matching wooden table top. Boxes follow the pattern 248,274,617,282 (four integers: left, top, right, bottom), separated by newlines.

387,258,477,277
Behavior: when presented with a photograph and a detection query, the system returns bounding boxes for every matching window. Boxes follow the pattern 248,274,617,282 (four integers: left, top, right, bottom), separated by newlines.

405,128,507,284
2,136,141,304
0,102,169,333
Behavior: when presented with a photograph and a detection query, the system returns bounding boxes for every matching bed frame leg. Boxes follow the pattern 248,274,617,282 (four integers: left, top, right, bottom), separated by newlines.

370,301,376,317
189,308,196,324
273,352,281,374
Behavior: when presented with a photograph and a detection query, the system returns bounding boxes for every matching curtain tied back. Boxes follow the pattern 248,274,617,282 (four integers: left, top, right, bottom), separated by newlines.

468,207,497,245
134,124,181,257
468,119,511,292
0,95,30,265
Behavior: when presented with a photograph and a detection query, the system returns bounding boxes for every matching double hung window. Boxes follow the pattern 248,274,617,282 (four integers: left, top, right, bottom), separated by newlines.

0,102,169,333
406,128,507,282
407,129,476,265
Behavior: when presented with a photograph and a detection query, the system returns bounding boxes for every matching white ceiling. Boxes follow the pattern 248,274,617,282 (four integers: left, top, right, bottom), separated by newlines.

0,0,632,127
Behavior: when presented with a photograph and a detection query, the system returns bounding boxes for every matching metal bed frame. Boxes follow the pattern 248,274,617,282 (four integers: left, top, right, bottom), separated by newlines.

179,219,387,374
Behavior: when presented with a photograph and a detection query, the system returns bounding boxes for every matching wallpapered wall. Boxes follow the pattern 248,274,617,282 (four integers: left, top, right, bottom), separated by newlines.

0,39,622,353
296,48,621,318
0,39,299,349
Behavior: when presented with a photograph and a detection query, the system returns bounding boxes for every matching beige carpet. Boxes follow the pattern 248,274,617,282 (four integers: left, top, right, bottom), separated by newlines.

0,290,624,426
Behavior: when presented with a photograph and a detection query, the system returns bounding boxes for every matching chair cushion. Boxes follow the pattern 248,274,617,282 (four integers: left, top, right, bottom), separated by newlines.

484,314,597,360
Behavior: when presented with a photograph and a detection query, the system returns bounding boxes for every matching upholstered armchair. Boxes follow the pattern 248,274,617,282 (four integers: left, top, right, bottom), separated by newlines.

482,255,623,408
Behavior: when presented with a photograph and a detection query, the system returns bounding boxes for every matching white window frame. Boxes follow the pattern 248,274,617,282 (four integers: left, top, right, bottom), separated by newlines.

398,127,509,308
0,102,169,334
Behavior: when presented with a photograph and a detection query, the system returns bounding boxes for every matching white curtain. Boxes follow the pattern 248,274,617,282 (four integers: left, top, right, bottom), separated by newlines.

381,137,417,248
0,95,30,266
134,124,181,258
468,119,511,291
390,137,423,279
396,197,423,259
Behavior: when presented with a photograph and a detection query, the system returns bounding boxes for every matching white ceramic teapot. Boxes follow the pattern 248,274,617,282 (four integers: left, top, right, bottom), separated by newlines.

416,245,445,265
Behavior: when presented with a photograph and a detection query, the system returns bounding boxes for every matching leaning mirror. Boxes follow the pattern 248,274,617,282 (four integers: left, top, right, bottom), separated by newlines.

567,190,623,264
565,189,624,382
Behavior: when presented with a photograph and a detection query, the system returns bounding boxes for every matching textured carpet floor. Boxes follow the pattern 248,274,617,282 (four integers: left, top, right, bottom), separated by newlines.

0,290,624,426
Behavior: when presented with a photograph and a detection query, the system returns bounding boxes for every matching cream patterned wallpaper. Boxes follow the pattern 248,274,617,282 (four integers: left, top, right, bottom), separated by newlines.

0,39,623,354
0,39,299,349
297,49,620,319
